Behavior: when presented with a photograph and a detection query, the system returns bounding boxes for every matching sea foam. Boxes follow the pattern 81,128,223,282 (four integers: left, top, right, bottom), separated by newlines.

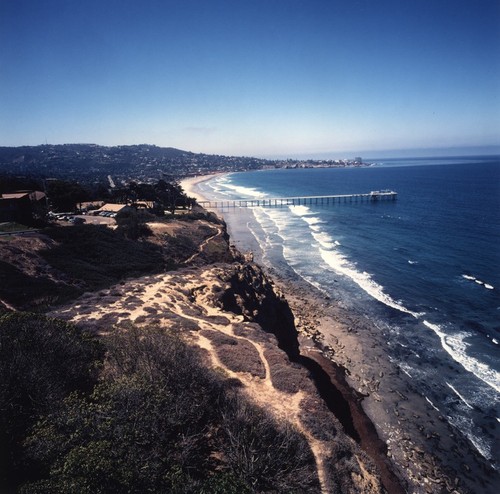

423,321,500,394
462,274,494,290
446,413,495,465
288,205,423,318
216,176,268,199
446,382,474,410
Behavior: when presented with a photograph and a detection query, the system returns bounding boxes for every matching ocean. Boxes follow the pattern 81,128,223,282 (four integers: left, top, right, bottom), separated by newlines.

194,155,500,470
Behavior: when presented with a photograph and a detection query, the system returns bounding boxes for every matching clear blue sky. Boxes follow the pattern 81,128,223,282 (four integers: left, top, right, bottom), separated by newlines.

1,0,499,158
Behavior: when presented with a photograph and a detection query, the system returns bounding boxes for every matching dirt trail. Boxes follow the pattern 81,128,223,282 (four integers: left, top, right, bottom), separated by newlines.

49,265,385,493
192,321,330,493
183,222,224,265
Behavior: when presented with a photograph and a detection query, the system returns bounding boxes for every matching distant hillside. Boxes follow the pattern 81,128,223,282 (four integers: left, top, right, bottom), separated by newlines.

0,143,368,186
0,143,271,184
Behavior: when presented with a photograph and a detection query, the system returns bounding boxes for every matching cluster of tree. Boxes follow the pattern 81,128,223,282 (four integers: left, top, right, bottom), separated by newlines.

0,173,194,217
110,180,194,214
0,314,319,493
0,175,43,194
45,178,193,214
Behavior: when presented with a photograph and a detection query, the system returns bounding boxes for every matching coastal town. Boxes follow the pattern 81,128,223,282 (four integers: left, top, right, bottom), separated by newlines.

0,143,368,187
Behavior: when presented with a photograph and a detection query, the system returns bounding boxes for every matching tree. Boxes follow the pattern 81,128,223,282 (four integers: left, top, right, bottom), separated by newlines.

115,209,152,240
46,180,88,212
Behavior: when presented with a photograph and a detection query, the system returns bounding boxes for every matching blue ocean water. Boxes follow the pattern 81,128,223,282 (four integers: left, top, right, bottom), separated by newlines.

196,156,500,468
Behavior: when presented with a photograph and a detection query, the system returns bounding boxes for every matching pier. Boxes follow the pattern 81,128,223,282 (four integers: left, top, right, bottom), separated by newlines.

198,190,397,209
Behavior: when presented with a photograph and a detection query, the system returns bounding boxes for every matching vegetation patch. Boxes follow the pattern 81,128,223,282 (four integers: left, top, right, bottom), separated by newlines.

0,312,104,490
206,314,232,325
4,324,319,493
299,396,340,441
41,225,165,290
201,330,266,379
264,347,314,394
0,223,36,233
0,260,81,310
233,323,277,345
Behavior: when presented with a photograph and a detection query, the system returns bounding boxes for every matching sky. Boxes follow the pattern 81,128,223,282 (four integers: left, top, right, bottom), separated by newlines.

1,0,499,158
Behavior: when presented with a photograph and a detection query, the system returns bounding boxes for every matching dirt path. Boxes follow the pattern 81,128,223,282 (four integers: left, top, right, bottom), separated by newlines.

193,324,330,493
183,222,224,265
123,290,334,493
49,265,386,493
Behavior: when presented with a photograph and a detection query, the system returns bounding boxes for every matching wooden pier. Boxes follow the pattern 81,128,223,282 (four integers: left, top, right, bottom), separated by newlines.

198,190,397,209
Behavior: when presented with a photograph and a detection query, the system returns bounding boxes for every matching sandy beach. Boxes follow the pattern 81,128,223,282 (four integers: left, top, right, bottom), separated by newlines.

182,173,500,494
180,173,224,203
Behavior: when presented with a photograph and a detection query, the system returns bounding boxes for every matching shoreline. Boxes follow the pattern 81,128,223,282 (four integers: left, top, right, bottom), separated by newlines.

180,173,225,203
183,173,500,494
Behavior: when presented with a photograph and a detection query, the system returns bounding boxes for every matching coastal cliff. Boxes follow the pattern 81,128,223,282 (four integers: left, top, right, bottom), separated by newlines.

28,217,401,493
47,260,392,493
2,215,470,493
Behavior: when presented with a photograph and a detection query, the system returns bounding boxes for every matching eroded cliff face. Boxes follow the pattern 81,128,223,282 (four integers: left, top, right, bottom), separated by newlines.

209,262,301,359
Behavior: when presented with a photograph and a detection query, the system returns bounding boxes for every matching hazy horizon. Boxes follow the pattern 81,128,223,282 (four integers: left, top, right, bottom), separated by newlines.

2,141,500,163
1,1,499,157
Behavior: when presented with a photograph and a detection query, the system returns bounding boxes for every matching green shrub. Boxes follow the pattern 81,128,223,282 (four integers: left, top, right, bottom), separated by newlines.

41,225,165,290
0,312,103,490
221,393,319,492
22,326,319,493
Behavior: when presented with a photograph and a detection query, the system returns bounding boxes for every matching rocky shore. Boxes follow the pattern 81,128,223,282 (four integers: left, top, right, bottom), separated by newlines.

268,270,498,494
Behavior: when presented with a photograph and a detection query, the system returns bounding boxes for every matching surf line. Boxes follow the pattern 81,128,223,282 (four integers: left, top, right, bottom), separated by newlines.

446,382,474,410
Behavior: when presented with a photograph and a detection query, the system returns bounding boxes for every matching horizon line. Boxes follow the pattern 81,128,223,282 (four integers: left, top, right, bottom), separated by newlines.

1,142,499,161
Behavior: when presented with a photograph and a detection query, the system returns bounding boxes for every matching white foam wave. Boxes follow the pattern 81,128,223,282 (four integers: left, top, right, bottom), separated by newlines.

303,216,327,236
258,207,296,236
218,179,267,199
399,364,413,378
208,177,233,197
423,321,500,394
246,219,272,255
288,203,423,317
446,414,494,463
462,274,494,290
251,208,288,246
289,205,336,249
408,260,418,265
289,204,311,216
446,382,474,410
425,396,440,412
311,231,336,250
281,244,332,297
303,216,324,226
319,248,423,317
